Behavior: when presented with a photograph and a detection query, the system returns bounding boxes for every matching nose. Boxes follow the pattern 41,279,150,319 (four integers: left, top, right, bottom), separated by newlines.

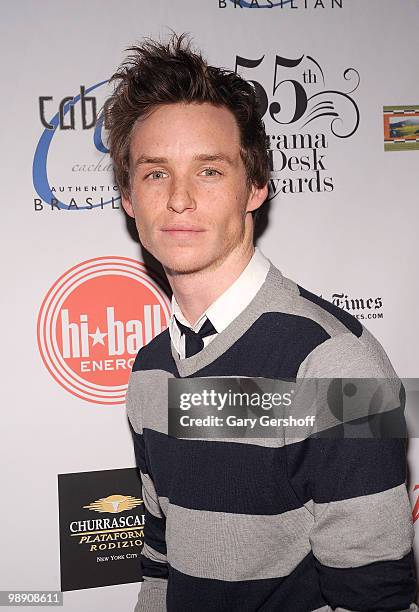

166,177,196,213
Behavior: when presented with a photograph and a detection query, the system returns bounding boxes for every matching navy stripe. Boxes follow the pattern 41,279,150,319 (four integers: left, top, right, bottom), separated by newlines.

314,550,416,610
193,312,330,379
298,285,363,338
141,553,169,580
132,328,177,374
144,508,167,555
145,428,407,510
144,428,302,515
166,552,326,612
286,436,407,504
131,311,330,378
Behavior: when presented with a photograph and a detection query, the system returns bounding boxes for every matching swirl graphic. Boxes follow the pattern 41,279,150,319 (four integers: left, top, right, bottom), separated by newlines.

300,68,360,138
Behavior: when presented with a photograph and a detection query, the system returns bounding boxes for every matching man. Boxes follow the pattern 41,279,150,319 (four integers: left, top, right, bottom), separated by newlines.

106,33,417,611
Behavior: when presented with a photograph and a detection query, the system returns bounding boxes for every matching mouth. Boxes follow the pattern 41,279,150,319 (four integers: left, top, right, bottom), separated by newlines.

160,226,206,238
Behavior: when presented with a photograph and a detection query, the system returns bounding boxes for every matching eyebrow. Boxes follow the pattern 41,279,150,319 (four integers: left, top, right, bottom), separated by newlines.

133,152,235,169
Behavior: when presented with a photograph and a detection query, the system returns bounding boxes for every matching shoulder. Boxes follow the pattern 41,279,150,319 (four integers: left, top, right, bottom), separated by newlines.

131,327,173,373
295,283,363,339
273,272,397,379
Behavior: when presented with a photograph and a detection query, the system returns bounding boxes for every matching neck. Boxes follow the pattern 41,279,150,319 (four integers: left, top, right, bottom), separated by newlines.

166,240,255,327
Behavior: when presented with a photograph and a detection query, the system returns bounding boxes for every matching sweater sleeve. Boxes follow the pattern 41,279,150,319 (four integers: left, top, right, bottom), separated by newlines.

127,375,168,612
285,333,418,611
129,420,168,612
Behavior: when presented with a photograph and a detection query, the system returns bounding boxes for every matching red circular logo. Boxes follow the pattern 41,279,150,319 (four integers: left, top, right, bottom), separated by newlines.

37,257,170,404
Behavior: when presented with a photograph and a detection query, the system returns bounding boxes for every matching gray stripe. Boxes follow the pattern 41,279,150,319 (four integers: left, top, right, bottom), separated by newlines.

310,483,413,568
128,369,289,446
134,578,167,612
166,502,313,581
128,370,278,442
140,471,164,518
142,542,167,564
127,369,174,434
129,367,401,448
297,329,399,380
157,495,170,517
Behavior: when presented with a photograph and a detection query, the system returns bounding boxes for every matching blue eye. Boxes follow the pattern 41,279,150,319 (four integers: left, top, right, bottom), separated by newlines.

147,170,166,180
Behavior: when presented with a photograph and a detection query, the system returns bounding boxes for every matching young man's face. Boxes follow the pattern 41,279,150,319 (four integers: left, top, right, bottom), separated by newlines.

122,102,267,276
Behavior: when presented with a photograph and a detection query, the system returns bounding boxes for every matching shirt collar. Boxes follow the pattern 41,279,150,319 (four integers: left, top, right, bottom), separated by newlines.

169,246,271,335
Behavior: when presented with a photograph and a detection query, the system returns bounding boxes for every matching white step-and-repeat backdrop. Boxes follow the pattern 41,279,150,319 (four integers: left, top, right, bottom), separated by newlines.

2,0,419,609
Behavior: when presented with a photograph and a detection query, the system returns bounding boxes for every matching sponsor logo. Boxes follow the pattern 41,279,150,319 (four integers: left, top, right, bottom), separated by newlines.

37,257,170,404
384,105,419,152
234,53,359,198
58,469,145,590
33,81,119,212
327,292,384,321
219,0,343,8
84,494,143,514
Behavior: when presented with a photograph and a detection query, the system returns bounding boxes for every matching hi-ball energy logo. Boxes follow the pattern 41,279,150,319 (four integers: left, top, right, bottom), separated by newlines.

33,81,117,212
37,257,170,404
234,53,359,199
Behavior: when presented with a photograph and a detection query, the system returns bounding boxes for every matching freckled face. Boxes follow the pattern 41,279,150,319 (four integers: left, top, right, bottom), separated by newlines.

122,102,266,275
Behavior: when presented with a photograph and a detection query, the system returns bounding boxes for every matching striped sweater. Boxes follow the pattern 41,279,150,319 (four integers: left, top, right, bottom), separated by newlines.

126,262,417,611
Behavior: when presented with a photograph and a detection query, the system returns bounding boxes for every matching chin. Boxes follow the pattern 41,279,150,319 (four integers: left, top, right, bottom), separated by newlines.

163,259,207,276
158,251,213,276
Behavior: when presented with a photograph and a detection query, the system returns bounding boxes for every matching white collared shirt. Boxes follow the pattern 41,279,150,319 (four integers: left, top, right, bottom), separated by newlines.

169,247,271,359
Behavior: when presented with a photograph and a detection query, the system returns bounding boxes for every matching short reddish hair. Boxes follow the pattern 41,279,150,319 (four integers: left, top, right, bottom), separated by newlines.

106,32,270,198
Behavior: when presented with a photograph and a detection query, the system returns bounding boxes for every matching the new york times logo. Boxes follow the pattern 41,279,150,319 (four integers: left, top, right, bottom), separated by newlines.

331,293,384,321
218,0,343,9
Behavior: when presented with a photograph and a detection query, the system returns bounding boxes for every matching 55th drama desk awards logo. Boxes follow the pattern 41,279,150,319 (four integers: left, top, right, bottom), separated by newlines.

37,257,170,404
231,52,360,199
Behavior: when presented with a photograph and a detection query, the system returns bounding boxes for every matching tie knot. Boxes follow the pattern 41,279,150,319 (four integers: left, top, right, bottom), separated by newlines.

174,316,216,357
196,317,217,339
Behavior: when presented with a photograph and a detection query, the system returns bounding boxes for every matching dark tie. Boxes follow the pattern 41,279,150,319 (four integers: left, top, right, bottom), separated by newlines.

174,316,217,357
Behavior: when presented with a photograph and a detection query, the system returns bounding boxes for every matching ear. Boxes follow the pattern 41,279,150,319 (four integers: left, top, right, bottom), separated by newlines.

121,192,135,218
246,182,268,214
